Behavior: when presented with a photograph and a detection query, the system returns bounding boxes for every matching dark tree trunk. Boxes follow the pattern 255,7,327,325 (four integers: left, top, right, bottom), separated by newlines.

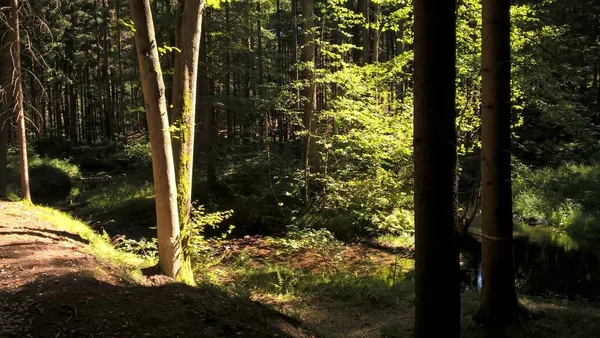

0,5,11,198
358,0,369,65
476,0,521,332
413,0,460,336
198,26,217,192
224,0,232,138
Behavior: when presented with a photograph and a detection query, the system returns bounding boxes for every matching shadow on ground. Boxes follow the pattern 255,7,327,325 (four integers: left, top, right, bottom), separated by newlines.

0,272,317,338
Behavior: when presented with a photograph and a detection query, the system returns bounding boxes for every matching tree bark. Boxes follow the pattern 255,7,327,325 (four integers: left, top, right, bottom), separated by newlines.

224,0,232,138
358,0,369,65
170,0,204,230
413,0,460,336
9,0,29,202
197,25,216,193
476,0,521,331
0,5,11,198
170,0,205,283
129,0,183,278
116,0,126,136
301,0,318,204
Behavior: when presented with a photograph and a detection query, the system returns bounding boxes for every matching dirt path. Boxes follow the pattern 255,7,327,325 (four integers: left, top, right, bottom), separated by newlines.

0,201,316,338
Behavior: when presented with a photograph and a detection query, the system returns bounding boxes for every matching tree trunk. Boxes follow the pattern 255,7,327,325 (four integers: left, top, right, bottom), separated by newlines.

359,0,369,65
224,0,232,138
198,25,216,193
116,0,126,136
301,0,317,204
129,0,182,279
0,5,11,198
171,1,205,221
413,0,460,336
170,0,205,283
8,0,29,202
370,2,381,63
476,0,521,331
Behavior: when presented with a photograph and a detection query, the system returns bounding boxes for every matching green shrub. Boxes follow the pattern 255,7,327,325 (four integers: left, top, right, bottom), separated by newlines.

6,152,80,205
76,179,155,225
513,163,600,238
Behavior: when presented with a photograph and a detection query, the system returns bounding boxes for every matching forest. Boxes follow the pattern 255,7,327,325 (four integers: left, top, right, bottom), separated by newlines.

1,0,600,337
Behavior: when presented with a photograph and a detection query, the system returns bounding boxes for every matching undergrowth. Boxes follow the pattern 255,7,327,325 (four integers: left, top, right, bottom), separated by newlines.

6,151,81,205
513,163,600,239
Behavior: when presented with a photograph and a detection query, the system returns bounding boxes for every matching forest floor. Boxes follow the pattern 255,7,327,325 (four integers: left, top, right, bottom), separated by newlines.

200,237,600,338
2,200,600,337
0,201,316,338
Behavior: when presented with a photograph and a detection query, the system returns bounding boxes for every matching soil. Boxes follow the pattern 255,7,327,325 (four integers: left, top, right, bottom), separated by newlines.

0,201,317,338
212,236,413,275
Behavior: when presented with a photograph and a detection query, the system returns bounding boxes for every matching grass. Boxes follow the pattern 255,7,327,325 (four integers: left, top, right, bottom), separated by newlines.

24,202,154,281
373,233,415,250
74,178,156,239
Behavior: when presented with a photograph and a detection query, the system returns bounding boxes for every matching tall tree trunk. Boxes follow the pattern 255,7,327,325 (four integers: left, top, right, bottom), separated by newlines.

413,0,459,336
301,0,317,204
359,0,369,65
370,2,381,63
256,1,265,137
9,0,29,201
102,0,113,140
130,0,182,279
69,83,78,142
170,0,205,284
197,25,216,193
224,0,232,138
292,0,300,112
596,58,600,103
116,0,126,136
0,6,11,198
476,0,521,331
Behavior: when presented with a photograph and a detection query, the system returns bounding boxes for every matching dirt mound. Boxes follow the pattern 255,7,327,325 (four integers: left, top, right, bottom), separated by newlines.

0,202,316,337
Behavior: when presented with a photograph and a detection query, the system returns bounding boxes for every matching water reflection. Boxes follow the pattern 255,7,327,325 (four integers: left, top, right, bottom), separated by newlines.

460,227,600,301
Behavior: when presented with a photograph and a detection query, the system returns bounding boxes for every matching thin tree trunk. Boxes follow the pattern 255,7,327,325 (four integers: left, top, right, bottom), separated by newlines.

359,0,369,65
0,6,11,198
413,0,459,336
292,0,300,112
597,58,600,103
102,0,113,139
198,25,216,193
117,0,125,135
476,0,521,331
371,2,380,63
301,0,317,204
129,0,182,278
9,0,29,201
224,0,232,138
256,1,265,137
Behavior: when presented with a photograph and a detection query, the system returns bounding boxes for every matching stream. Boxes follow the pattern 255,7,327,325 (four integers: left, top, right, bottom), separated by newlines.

460,226,600,301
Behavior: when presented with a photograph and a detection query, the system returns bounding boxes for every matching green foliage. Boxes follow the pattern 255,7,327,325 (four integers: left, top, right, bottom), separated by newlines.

513,163,600,238
182,204,234,265
232,263,414,306
113,237,159,260
267,225,344,259
76,179,155,226
5,152,80,205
